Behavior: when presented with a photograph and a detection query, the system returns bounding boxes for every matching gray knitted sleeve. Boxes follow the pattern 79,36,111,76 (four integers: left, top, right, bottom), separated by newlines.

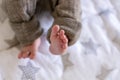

47,0,82,46
2,0,43,47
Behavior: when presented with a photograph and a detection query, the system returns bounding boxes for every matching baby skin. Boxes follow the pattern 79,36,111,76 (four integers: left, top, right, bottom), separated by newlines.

18,25,68,59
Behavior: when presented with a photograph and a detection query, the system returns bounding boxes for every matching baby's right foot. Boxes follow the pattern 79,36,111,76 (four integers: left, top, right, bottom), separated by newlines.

49,25,68,55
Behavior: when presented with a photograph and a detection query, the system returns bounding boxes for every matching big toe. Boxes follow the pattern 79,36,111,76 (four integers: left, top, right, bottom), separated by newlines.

51,25,60,36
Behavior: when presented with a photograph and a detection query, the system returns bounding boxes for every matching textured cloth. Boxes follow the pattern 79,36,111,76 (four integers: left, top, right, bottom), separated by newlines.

2,0,82,46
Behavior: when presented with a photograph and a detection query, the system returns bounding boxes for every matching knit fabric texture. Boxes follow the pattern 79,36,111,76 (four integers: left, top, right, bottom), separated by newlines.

2,0,82,46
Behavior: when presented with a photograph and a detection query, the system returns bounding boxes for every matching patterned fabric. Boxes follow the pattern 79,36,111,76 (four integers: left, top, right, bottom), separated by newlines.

81,39,100,55
62,53,73,70
96,66,113,80
19,62,39,80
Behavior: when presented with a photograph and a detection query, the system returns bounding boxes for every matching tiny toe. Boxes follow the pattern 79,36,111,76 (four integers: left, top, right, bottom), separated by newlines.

59,32,68,43
51,25,60,36
60,30,65,36
60,30,65,40
60,35,65,40
63,38,68,43
62,44,67,49
29,52,35,59
23,52,29,58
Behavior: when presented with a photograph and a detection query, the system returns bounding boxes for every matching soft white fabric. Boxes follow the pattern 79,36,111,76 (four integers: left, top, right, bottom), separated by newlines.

0,0,120,80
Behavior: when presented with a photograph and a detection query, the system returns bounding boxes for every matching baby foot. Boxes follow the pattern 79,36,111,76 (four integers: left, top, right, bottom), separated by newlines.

49,25,68,55
18,38,41,59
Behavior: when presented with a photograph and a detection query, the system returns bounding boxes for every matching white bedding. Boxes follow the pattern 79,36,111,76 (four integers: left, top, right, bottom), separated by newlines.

0,0,120,80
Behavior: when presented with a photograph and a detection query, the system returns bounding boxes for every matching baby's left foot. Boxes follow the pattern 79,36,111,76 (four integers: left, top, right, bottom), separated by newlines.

18,38,41,59
49,25,68,55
